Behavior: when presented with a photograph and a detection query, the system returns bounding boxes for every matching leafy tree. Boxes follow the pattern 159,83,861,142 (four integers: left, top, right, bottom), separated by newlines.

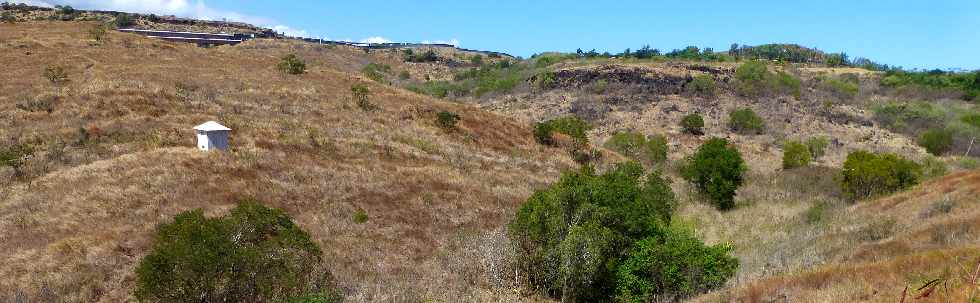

510,163,731,302
918,127,954,155
603,131,668,166
824,53,849,67
680,138,747,210
135,200,335,302
728,108,765,134
114,13,135,27
782,140,811,169
680,114,705,135
840,150,921,201
278,54,306,75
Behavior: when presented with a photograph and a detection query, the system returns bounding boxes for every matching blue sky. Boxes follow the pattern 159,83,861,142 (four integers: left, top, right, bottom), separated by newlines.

23,0,980,70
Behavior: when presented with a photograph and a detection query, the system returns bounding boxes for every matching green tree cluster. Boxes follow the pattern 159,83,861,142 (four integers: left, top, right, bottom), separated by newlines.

509,163,737,302
680,138,747,210
534,116,591,145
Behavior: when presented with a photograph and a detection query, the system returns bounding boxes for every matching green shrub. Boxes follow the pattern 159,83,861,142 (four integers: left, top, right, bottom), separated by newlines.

407,81,466,98
735,61,801,98
435,111,460,131
403,49,439,62
820,77,859,99
43,65,68,85
278,54,306,75
470,55,483,65
398,70,411,80
680,138,747,210
534,116,591,145
361,63,390,82
840,150,921,201
615,227,737,301
959,157,979,169
728,108,765,134
872,101,944,134
534,71,557,90
352,209,368,223
88,24,107,41
603,131,668,166
509,163,732,301
350,84,375,111
0,143,33,172
918,128,954,155
803,202,828,224
686,74,716,97
114,13,135,27
920,156,948,179
135,200,335,302
734,61,768,97
1,11,15,23
680,113,705,135
782,140,812,169
805,136,830,159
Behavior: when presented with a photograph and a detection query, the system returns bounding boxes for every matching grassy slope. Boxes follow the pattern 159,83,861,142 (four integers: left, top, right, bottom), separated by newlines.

0,22,573,302
692,170,980,302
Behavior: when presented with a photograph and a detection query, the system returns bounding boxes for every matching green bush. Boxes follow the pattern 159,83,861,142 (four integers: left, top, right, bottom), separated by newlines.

840,150,921,201
615,227,737,301
470,55,483,65
435,111,460,131
686,74,716,97
361,63,390,82
398,70,411,80
918,128,954,155
403,49,439,62
680,138,747,210
534,71,557,90
114,13,135,27
1,11,15,23
820,77,859,99
407,81,466,98
782,140,812,169
735,61,801,98
728,108,765,134
509,163,732,301
680,113,705,135
135,200,336,302
534,116,591,145
603,131,668,166
350,84,375,111
278,54,306,75
805,136,830,159
920,156,948,180
352,209,368,223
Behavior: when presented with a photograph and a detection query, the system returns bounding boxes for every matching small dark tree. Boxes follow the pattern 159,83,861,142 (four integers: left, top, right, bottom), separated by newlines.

680,114,705,135
435,111,460,131
350,84,375,111
680,138,747,210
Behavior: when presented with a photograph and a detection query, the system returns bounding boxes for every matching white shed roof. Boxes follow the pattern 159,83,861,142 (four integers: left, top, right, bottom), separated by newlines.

193,121,231,131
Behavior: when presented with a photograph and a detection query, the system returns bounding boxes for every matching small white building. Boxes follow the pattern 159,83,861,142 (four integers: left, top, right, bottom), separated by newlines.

193,121,231,151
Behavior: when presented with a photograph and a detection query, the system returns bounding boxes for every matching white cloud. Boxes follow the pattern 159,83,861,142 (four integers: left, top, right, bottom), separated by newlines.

359,36,392,44
271,25,308,38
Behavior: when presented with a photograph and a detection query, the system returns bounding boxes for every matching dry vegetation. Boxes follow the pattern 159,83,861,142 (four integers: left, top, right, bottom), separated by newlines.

0,21,571,302
2,18,979,303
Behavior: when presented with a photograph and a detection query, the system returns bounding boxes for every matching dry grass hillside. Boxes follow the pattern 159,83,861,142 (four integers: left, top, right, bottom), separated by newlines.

692,169,980,302
0,21,574,302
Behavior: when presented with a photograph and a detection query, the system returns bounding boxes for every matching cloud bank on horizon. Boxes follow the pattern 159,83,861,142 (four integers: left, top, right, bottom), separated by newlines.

13,0,459,45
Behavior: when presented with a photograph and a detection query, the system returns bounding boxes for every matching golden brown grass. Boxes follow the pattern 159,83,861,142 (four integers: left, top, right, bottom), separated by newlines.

0,21,573,302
